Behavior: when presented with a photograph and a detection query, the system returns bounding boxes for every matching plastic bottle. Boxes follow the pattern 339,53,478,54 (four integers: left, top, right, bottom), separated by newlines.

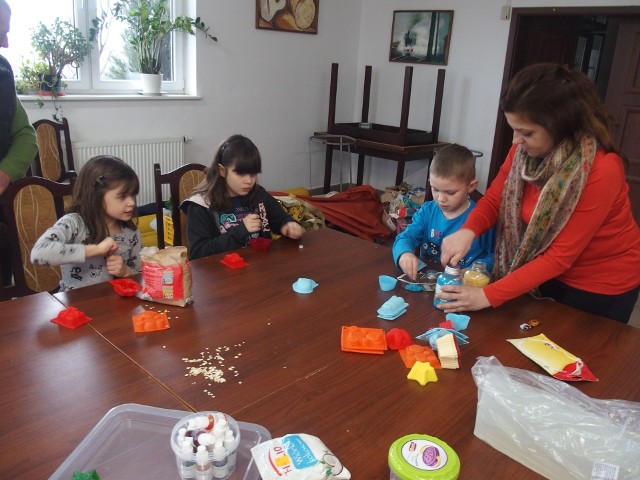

213,417,228,440
188,413,215,431
212,440,229,479
195,445,213,480
180,438,196,479
463,260,490,287
223,429,237,473
434,266,462,307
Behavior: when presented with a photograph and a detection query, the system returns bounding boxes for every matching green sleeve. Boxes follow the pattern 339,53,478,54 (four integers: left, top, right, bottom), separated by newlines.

0,98,37,182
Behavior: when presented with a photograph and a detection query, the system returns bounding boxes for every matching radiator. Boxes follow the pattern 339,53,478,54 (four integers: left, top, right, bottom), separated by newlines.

72,136,186,206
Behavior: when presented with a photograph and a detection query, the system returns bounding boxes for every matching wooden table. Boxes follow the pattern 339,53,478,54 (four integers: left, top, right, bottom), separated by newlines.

6,228,638,479
0,292,188,479
237,295,640,479
55,228,436,414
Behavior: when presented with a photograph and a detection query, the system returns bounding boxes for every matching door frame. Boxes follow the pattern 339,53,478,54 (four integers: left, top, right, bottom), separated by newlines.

488,6,640,185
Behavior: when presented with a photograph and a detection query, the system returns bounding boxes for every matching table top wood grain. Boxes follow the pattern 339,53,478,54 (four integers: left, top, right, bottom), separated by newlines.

0,292,188,479
5,228,637,479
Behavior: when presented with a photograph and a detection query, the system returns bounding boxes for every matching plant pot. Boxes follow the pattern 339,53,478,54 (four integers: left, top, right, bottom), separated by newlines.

37,73,62,95
140,73,162,95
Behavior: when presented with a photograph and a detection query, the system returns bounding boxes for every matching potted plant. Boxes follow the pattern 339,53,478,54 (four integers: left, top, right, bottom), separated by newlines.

15,60,49,95
30,18,96,96
110,0,217,94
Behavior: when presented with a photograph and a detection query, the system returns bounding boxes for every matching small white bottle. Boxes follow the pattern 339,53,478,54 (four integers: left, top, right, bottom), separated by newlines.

180,438,196,479
212,440,229,479
195,445,213,480
223,429,237,473
213,417,228,440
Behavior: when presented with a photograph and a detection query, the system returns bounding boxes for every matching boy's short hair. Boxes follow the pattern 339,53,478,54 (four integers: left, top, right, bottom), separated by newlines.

430,143,476,183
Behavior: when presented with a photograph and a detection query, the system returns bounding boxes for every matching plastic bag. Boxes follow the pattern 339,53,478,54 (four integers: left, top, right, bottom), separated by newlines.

251,433,350,479
138,246,193,307
472,356,640,479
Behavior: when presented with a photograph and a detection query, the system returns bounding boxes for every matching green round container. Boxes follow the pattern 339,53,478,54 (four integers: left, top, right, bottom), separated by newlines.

388,434,460,480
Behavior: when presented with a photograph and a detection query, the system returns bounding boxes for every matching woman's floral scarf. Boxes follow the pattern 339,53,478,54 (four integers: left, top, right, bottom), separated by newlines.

493,136,597,280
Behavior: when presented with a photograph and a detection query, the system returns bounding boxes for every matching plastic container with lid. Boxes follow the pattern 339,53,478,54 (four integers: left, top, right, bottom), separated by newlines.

433,266,462,307
171,411,241,480
388,434,460,480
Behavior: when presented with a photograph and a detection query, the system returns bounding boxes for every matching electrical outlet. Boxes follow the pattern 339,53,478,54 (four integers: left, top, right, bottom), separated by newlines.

500,5,511,20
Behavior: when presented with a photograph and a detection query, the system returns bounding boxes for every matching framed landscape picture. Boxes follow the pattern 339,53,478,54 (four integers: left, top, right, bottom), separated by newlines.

256,0,319,34
389,10,454,65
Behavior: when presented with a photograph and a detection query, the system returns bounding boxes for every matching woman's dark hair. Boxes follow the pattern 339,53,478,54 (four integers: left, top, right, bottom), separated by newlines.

69,155,139,243
500,63,616,153
193,134,262,210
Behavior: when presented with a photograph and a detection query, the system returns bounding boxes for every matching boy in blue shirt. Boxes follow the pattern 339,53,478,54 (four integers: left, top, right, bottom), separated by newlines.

393,144,495,280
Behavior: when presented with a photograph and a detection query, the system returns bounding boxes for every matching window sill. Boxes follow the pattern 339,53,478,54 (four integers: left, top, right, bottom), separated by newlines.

18,93,202,102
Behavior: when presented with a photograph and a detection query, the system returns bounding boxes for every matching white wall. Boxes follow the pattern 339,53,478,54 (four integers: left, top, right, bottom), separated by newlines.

356,0,639,191
21,0,639,198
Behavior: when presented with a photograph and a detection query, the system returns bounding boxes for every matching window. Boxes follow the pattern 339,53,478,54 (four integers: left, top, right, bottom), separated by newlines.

7,0,190,94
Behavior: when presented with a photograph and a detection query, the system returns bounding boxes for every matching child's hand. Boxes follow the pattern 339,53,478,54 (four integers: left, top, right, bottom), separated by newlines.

281,221,304,239
86,237,118,258
398,252,420,280
243,213,262,233
106,254,130,277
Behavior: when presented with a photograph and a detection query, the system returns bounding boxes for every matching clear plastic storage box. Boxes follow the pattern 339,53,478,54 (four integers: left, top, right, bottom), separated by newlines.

50,404,271,480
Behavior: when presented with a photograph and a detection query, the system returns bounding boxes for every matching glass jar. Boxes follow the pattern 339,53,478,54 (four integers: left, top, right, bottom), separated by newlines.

463,260,490,287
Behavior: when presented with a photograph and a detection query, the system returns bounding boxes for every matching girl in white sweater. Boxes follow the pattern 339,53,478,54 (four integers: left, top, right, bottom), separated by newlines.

31,155,141,291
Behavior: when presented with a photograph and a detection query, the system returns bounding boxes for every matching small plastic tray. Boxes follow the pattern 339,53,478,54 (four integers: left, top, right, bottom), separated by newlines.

49,404,271,480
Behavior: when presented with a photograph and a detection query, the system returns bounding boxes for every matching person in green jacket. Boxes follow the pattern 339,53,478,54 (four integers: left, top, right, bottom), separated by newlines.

1,0,38,287
0,0,37,194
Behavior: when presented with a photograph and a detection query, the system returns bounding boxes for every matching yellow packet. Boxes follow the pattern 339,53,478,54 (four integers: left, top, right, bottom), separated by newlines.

507,333,597,382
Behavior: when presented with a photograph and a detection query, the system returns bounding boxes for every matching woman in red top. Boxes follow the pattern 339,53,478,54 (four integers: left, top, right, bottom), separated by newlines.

439,63,640,323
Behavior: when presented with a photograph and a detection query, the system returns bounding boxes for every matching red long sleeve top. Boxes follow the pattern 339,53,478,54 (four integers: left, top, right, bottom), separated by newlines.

464,144,640,307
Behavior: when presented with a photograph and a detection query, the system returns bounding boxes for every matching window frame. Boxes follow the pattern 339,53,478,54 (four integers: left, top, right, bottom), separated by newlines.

15,0,190,95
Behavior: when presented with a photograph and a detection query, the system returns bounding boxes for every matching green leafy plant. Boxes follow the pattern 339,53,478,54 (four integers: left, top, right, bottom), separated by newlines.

15,60,49,95
31,18,97,86
25,18,99,121
109,0,217,75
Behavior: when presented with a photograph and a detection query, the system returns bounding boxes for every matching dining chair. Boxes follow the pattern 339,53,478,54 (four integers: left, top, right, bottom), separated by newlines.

31,117,76,182
0,176,74,300
153,163,206,249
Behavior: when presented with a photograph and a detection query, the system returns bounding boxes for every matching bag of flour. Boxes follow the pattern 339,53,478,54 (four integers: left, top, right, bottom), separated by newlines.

251,433,350,479
138,246,193,307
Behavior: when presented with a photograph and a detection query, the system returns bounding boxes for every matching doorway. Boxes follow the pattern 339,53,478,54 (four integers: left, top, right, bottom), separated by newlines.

489,6,640,225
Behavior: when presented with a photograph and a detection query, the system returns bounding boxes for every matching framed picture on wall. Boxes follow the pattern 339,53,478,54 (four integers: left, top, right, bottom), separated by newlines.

256,0,319,34
389,10,454,65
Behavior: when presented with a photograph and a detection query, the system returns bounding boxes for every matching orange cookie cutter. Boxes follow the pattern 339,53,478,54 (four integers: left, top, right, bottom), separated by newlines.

341,326,387,354
132,310,170,333
399,344,442,369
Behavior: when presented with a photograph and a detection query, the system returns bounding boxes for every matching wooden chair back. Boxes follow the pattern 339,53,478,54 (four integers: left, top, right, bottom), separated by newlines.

153,163,206,249
32,117,76,182
0,176,74,300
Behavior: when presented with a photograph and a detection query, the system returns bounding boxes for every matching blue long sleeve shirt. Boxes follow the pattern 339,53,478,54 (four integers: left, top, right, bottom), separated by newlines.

392,199,495,271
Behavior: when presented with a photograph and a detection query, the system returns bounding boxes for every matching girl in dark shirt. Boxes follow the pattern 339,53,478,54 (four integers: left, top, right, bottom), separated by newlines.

181,134,304,260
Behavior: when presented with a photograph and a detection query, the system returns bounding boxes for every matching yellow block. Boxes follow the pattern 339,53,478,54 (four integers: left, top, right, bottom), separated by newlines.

164,215,174,246
137,214,158,247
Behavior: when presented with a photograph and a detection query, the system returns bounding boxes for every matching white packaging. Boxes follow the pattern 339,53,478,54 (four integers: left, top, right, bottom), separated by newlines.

251,433,350,479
